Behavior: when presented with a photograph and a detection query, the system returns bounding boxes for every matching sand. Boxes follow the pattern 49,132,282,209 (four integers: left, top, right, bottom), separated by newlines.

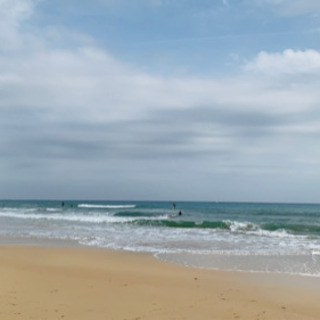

1,245,320,320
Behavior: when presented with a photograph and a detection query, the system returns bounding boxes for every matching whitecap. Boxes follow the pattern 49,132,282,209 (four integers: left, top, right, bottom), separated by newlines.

78,204,136,209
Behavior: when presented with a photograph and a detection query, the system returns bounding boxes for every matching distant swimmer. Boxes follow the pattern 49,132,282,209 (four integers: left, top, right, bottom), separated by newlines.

173,202,176,210
61,201,65,207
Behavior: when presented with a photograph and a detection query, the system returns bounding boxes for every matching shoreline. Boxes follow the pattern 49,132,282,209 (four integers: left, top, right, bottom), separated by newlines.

2,234,319,278
2,200,320,278
1,245,320,319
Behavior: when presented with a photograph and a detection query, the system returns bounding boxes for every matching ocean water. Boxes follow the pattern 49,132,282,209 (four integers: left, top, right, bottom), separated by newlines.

1,200,320,276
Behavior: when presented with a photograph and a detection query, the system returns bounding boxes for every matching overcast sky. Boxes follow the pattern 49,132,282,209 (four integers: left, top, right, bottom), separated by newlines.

1,0,320,202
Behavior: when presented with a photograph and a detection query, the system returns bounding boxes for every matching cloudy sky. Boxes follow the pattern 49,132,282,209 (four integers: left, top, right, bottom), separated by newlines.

1,0,320,202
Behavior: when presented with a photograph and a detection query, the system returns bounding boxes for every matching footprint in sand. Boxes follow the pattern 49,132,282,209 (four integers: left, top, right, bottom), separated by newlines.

50,289,59,294
219,293,226,301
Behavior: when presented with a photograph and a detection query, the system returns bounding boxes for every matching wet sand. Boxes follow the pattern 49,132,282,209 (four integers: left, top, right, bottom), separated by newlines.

1,245,320,319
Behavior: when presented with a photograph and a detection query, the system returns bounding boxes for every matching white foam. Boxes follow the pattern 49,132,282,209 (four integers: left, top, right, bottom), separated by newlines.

2,208,38,213
0,211,133,223
78,204,136,209
46,208,61,212
0,211,170,224
224,220,258,232
223,219,301,239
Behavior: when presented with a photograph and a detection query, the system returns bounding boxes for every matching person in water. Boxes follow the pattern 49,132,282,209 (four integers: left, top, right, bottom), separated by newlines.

178,210,182,216
173,202,176,210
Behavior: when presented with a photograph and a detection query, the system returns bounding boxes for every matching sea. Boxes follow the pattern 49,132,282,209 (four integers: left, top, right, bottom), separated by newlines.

1,200,320,277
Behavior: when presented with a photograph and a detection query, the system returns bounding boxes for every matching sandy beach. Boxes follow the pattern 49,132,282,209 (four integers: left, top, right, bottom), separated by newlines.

1,246,320,320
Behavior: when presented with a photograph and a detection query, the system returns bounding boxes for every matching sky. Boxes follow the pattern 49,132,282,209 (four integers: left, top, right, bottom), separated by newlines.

1,0,320,202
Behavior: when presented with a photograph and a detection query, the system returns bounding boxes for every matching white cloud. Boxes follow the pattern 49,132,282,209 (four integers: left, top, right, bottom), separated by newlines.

0,0,34,51
244,49,320,75
0,0,33,22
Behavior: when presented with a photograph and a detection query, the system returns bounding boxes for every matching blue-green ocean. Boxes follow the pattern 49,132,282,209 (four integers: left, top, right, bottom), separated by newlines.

1,200,320,276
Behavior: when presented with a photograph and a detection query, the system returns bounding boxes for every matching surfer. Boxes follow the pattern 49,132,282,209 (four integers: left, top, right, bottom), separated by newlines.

173,202,176,210
178,210,182,216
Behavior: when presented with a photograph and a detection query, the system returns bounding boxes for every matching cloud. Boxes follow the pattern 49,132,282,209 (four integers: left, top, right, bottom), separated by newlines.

244,49,320,75
0,0,34,51
2,42,319,171
2,0,320,200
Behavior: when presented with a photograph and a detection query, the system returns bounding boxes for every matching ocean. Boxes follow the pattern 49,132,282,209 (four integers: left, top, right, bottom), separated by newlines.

1,200,320,277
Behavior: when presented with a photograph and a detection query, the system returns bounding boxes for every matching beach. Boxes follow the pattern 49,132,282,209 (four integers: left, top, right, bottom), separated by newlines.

1,245,320,320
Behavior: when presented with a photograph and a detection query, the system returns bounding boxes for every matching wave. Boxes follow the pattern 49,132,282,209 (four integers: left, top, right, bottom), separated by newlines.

134,219,314,239
114,211,154,217
78,204,136,209
0,211,169,224
1,208,319,239
135,219,260,231
135,219,229,229
261,222,320,235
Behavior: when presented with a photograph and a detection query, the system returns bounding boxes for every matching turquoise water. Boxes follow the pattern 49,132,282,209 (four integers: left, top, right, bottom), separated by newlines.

1,200,320,276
